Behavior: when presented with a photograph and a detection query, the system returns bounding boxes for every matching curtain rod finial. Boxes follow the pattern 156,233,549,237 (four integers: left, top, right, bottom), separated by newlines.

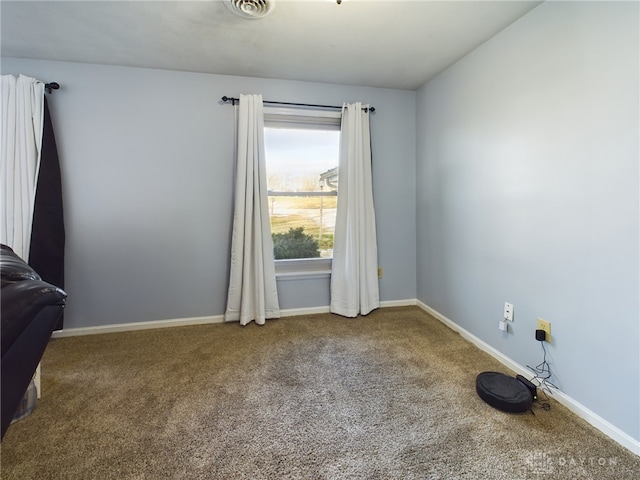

45,82,60,94
222,96,238,106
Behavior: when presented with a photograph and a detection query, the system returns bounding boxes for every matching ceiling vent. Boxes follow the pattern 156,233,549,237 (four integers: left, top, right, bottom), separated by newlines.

224,0,275,20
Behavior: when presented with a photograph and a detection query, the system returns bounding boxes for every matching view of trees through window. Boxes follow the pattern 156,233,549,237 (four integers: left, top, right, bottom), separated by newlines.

264,126,340,260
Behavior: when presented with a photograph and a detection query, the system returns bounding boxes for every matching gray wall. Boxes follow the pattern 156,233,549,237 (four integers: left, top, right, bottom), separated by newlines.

416,1,639,441
1,58,417,328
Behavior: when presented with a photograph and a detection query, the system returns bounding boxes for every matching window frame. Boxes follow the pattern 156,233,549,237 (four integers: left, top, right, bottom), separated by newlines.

263,106,341,278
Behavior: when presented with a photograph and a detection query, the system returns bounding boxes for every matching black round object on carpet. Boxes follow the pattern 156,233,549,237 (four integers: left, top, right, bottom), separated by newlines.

476,371,533,413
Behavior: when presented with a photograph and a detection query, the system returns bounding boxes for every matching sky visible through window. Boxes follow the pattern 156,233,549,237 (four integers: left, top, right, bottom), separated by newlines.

264,127,340,190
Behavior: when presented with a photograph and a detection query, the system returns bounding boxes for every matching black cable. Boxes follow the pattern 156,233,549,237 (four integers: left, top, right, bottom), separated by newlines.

526,340,558,410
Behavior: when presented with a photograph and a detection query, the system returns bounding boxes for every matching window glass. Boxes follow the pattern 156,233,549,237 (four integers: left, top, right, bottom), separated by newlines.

264,122,340,261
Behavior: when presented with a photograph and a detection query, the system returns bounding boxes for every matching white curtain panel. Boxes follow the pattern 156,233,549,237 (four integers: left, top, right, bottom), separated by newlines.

225,94,280,326
0,75,45,261
330,102,380,317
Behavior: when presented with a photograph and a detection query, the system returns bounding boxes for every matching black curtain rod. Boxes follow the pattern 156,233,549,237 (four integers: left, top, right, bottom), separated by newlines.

221,96,375,113
45,82,60,94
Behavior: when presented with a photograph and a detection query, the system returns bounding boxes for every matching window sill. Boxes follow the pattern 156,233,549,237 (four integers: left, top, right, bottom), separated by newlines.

276,271,330,281
275,258,331,281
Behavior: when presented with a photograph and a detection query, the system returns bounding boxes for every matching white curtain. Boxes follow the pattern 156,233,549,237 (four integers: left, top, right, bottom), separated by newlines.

225,94,280,326
1,74,45,261
330,102,379,317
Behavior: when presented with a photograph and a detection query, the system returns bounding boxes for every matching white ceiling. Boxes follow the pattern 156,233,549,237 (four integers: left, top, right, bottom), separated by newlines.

1,0,543,90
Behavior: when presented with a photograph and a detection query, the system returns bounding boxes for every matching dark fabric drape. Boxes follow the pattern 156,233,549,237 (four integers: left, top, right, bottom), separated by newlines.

29,97,65,330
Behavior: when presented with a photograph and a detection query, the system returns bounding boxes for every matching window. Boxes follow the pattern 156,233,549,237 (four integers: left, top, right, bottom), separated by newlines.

263,107,341,273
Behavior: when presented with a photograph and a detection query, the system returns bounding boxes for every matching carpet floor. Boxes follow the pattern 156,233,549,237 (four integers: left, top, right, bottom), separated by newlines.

1,306,639,479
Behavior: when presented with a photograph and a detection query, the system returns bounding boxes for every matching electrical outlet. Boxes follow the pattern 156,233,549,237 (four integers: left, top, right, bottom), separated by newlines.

537,318,551,342
377,267,383,279
504,302,514,321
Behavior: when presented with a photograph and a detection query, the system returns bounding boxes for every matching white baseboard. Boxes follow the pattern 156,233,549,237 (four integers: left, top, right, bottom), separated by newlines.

52,314,226,338
380,298,418,308
279,306,331,317
280,299,417,318
416,300,640,457
53,299,419,337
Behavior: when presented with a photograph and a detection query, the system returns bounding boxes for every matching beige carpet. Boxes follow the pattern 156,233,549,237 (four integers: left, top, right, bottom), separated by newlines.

2,306,639,479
